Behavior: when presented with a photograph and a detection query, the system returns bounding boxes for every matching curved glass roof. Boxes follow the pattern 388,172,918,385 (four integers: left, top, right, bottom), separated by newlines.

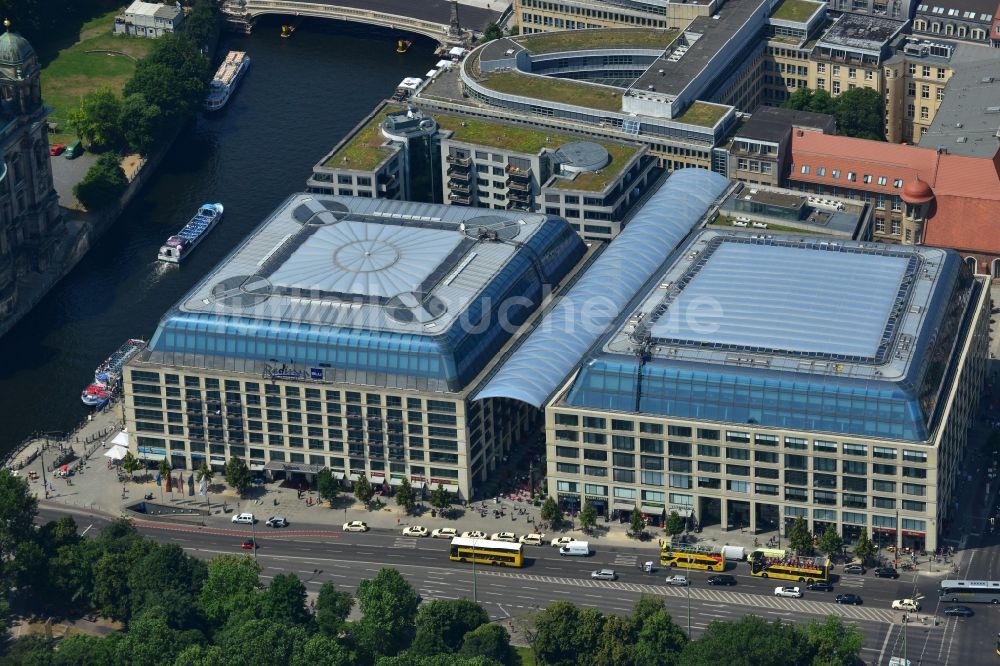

476,168,731,407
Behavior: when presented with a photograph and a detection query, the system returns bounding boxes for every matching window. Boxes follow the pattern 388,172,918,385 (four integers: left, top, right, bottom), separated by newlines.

755,450,778,464
556,446,579,458
920,106,929,120
873,497,896,509
669,441,691,457
726,447,750,460
698,428,720,440
611,419,634,432
801,165,810,174
583,416,606,429
873,446,896,459
612,435,635,451
640,438,664,454
873,464,897,476
902,483,925,496
843,443,867,456
813,457,837,472
726,464,750,476
556,462,580,474
843,460,867,475
555,413,579,426
726,480,748,493
784,437,807,450
613,453,634,467
613,469,634,482
698,444,720,457
902,450,927,463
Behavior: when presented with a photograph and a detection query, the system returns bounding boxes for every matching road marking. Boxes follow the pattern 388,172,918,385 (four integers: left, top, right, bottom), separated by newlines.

877,623,894,665
81,524,93,536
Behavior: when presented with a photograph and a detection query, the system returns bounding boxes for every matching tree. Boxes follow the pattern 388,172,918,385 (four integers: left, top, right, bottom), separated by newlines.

664,511,685,538
481,22,503,42
115,606,200,666
459,624,514,666
787,516,813,555
429,483,452,516
540,496,563,529
219,618,311,665
594,614,635,666
411,599,490,656
578,501,597,533
532,601,583,666
317,468,340,508
0,470,38,586
816,526,844,561
630,509,647,539
853,527,877,565
806,616,864,666
196,461,214,512
396,478,416,515
224,456,252,497
123,33,211,130
68,87,123,150
127,543,206,629
835,87,885,141
120,451,140,481
806,88,837,115
354,474,373,506
783,87,813,111
263,573,311,626
679,616,811,666
315,581,354,638
198,555,262,627
74,152,128,211
634,610,687,666
355,568,420,659
119,92,165,155
184,0,219,48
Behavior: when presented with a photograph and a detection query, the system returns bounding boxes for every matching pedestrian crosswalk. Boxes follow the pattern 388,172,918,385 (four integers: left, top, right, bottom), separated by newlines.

393,537,416,549
613,553,638,567
480,570,903,624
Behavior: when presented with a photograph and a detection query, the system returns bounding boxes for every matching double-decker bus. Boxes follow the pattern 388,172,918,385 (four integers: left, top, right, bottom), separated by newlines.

448,538,524,568
939,579,1000,604
660,541,725,571
748,548,829,583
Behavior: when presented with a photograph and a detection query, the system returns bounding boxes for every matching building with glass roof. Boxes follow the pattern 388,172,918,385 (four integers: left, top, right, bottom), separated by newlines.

527,228,988,552
123,193,585,499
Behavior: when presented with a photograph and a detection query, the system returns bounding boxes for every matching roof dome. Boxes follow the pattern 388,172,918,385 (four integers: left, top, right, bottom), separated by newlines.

901,177,934,204
0,23,37,68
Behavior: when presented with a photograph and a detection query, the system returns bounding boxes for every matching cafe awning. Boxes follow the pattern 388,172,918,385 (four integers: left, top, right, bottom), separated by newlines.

104,444,128,460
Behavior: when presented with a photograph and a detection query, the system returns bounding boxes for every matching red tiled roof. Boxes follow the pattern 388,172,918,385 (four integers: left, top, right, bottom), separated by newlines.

924,154,1000,254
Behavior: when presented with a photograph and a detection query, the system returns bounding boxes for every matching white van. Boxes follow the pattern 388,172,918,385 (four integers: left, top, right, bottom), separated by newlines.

559,541,590,556
231,512,255,524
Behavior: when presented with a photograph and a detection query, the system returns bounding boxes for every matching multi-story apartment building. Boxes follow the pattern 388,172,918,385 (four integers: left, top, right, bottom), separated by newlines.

727,106,836,186
911,0,997,44
308,104,659,241
883,38,956,144
123,194,586,500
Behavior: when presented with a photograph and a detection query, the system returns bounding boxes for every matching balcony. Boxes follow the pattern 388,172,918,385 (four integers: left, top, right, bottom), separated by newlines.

506,178,530,192
506,164,531,179
505,200,530,212
446,167,470,181
449,180,470,194
508,188,531,202
446,154,471,166
449,192,471,205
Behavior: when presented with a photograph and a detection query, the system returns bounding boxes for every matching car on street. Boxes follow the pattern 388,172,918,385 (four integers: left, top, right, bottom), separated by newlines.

342,521,369,532
461,530,487,539
432,527,458,539
231,513,256,524
241,538,257,550
491,532,518,542
891,599,920,611
843,563,866,575
835,594,862,605
591,568,617,581
550,536,575,548
807,582,833,592
943,605,974,617
265,516,288,528
403,525,429,537
774,586,803,598
875,567,899,579
706,574,737,586
664,575,689,586
49,144,65,156
519,533,546,546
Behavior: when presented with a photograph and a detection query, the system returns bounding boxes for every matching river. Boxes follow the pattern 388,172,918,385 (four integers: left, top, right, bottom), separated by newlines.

0,17,437,453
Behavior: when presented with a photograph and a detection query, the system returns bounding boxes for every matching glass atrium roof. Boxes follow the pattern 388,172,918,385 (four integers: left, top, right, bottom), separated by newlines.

145,195,585,392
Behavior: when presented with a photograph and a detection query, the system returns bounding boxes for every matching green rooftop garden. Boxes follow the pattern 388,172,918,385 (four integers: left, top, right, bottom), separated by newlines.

517,28,679,54
323,108,399,171
673,101,729,128
434,113,638,192
771,0,823,23
479,70,623,112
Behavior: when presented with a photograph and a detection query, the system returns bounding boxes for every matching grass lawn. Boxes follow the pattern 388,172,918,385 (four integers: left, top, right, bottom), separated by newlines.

323,109,397,171
40,9,154,143
515,647,536,665
517,28,678,54
673,101,729,128
480,70,623,112
713,216,809,233
771,0,823,22
552,142,637,192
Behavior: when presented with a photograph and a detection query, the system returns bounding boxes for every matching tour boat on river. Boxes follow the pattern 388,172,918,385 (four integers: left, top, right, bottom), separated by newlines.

205,51,250,111
156,203,224,263
80,338,146,407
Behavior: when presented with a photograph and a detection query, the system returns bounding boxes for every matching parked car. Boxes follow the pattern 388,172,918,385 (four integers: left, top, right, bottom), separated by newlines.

403,525,428,537
241,538,257,550
891,599,920,611
943,605,973,617
461,530,487,539
707,574,737,586
231,513,256,524
265,516,288,528
49,144,65,156
835,594,862,605
774,586,803,598
64,140,83,159
342,521,369,532
807,582,833,592
843,563,866,575
664,575,689,586
591,568,617,581
491,532,518,542
551,536,575,548
875,567,900,579
432,527,458,539
519,533,546,546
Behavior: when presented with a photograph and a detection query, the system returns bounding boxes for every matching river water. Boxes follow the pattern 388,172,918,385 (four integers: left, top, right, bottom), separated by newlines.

0,18,436,453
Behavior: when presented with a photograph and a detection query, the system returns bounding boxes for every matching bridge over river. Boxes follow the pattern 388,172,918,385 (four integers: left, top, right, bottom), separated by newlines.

221,0,502,46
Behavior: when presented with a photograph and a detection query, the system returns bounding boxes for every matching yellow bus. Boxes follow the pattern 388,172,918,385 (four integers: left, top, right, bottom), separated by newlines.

749,548,829,583
660,542,725,572
449,537,524,567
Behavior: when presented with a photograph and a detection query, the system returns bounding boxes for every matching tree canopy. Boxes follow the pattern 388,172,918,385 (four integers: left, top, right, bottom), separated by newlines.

784,87,885,140
224,456,252,497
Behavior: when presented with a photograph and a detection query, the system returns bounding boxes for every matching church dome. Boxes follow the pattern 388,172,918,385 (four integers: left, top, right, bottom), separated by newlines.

0,23,37,69
901,177,934,204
